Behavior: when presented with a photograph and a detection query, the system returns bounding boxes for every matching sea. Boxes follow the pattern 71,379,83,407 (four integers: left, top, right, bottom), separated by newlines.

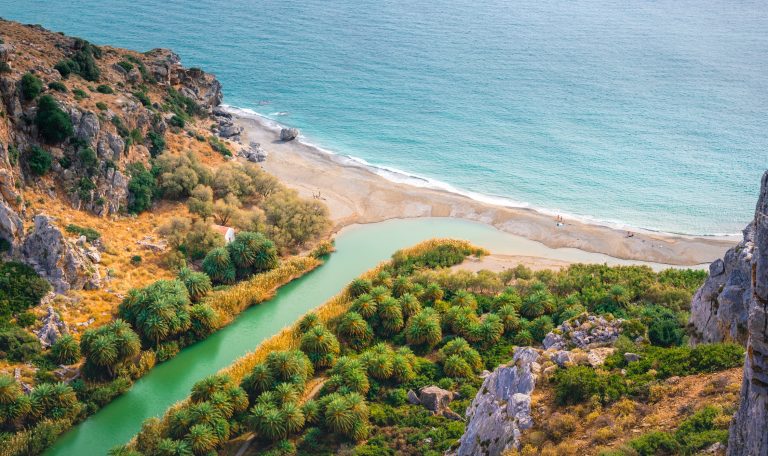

1,0,766,235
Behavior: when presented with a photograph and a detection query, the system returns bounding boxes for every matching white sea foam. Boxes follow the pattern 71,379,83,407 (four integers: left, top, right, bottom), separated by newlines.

222,105,740,238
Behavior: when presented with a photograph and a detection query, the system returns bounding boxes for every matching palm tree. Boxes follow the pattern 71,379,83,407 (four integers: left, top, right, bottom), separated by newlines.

513,329,534,345
201,247,235,284
405,308,442,348
189,303,219,339
249,404,286,441
300,326,340,368
442,354,473,378
178,268,212,302
377,297,404,334
0,375,21,404
399,293,421,320
226,386,249,415
391,354,415,383
323,395,357,436
266,350,313,384
326,357,370,395
302,399,320,425
208,391,234,419
422,283,444,303
521,290,554,319
155,438,193,456
474,314,504,348
372,270,393,288
439,337,482,372
169,408,194,439
370,286,390,304
451,290,477,310
82,333,118,377
295,312,320,335
362,345,394,380
227,232,278,274
241,363,274,399
496,304,522,332
280,402,305,434
350,294,377,320
49,334,81,365
347,278,372,298
337,312,373,349
274,382,300,405
191,375,231,403
391,276,413,298
184,423,217,455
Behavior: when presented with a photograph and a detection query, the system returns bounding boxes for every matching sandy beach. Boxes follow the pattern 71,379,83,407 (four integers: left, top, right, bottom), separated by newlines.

229,110,736,266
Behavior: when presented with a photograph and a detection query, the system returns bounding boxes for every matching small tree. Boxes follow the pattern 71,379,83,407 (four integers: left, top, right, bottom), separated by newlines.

35,95,73,143
25,146,53,176
20,73,43,100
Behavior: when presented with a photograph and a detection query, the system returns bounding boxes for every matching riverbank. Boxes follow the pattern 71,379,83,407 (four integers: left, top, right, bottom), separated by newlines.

229,110,736,266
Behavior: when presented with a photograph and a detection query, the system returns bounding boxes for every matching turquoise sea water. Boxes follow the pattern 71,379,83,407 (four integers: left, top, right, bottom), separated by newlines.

1,0,766,235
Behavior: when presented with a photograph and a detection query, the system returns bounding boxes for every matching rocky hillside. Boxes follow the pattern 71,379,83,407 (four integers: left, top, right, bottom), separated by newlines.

0,19,237,299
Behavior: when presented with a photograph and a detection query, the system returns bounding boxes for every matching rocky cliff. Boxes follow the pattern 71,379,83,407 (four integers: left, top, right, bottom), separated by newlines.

725,171,768,456
0,19,222,290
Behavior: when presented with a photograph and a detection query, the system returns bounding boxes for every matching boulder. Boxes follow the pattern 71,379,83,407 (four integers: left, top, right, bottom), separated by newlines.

218,123,243,138
727,171,768,456
543,314,623,350
0,199,23,247
241,142,268,163
587,347,615,367
624,352,641,363
550,350,573,367
418,386,454,414
0,44,13,62
455,347,539,455
21,215,101,292
280,127,299,141
407,389,420,405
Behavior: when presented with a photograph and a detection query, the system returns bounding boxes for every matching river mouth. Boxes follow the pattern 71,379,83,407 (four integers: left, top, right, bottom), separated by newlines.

45,217,695,455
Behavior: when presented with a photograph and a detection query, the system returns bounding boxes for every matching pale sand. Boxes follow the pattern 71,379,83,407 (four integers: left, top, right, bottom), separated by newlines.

230,112,736,266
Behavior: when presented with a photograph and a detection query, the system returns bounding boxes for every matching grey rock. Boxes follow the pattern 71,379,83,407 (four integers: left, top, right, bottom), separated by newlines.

550,350,573,367
727,170,768,456
241,142,268,163
624,352,641,362
0,199,23,247
0,44,13,62
543,314,623,350
35,306,68,348
280,127,299,141
75,110,100,146
407,389,420,405
689,223,753,345
21,215,101,293
456,347,539,455
218,123,243,138
587,347,615,367
418,386,454,414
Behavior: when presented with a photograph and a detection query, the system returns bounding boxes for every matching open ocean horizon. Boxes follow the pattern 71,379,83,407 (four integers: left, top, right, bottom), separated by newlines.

1,0,766,235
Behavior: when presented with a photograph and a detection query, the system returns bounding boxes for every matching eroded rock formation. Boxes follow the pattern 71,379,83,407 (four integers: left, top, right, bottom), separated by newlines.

726,171,768,456
455,347,539,456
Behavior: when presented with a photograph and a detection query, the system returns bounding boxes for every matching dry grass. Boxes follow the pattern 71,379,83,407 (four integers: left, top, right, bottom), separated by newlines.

520,368,743,455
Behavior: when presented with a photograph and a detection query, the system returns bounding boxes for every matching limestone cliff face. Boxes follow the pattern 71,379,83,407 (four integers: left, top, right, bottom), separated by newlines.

726,171,768,456
689,223,754,345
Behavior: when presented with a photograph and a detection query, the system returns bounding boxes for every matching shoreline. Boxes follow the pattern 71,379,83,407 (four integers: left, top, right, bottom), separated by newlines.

227,108,737,266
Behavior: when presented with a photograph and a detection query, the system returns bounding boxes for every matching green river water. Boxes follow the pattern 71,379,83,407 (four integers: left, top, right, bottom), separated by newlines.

45,218,686,455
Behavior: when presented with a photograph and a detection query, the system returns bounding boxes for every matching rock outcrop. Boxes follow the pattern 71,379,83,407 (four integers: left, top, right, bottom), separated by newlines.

726,171,768,456
36,306,68,348
280,127,299,141
144,48,222,112
689,224,754,345
455,347,539,456
240,142,268,163
542,313,623,350
21,215,101,293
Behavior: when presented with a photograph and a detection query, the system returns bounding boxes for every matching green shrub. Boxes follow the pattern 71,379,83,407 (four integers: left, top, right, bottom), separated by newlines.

648,315,684,347
169,115,185,128
133,90,151,107
554,366,627,405
96,101,108,111
96,84,113,94
35,95,74,143
69,39,101,81
0,62,11,73
131,255,142,265
0,261,51,320
48,81,67,92
208,136,232,156
628,431,679,456
146,131,165,156
66,224,101,242
73,88,88,100
117,61,134,72
127,162,156,213
690,343,744,373
0,326,42,361
21,73,43,100
55,59,77,78
15,311,36,327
